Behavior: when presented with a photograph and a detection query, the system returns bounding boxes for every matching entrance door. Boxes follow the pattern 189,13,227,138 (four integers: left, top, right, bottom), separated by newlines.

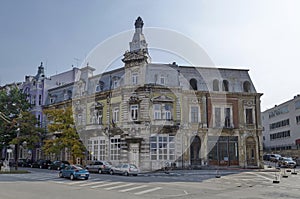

129,143,139,167
190,136,201,166
246,137,257,166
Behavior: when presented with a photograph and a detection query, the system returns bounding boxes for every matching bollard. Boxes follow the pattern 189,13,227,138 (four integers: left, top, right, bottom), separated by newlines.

282,169,288,178
215,170,221,178
273,172,280,183
291,168,297,175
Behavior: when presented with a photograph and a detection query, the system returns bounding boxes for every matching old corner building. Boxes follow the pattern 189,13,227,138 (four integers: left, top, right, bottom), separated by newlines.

47,17,263,171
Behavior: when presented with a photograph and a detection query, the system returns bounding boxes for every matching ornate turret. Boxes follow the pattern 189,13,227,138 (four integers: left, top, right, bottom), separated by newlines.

35,62,45,80
123,17,151,66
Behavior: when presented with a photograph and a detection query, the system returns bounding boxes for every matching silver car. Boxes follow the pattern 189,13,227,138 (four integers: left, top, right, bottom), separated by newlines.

85,161,112,174
109,163,139,176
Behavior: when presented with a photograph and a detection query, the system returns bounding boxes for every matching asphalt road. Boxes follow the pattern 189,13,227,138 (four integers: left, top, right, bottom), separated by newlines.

1,167,300,199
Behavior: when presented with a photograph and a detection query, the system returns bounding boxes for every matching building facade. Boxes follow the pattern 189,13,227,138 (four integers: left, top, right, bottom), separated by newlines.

65,17,263,170
262,95,300,156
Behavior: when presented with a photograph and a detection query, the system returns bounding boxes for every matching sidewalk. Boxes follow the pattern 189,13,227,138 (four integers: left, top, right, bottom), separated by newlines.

140,165,280,176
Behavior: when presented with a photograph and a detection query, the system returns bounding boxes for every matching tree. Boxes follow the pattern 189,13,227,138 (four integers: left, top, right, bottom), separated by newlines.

0,87,44,163
43,107,86,163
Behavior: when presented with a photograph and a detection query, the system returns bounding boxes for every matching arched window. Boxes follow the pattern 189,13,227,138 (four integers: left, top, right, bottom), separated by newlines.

243,81,251,92
222,80,229,91
213,79,219,91
189,78,198,90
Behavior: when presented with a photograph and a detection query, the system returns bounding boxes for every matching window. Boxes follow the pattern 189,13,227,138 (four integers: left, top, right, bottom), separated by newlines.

132,73,138,85
50,98,55,104
90,106,103,125
32,95,36,105
150,135,175,160
213,79,219,91
130,104,139,120
270,130,291,140
295,101,300,109
38,95,42,105
113,107,119,123
213,106,233,128
245,108,254,124
189,78,197,90
222,80,229,91
296,115,300,124
110,137,121,160
243,81,251,92
153,103,172,120
96,81,104,92
160,75,165,85
190,106,199,123
113,80,118,88
154,104,161,119
269,119,290,130
88,137,106,161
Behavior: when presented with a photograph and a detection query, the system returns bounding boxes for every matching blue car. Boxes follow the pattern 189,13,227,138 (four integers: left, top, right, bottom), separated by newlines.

59,165,89,180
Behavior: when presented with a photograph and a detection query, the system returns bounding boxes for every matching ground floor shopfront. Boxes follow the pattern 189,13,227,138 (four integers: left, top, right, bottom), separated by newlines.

85,128,263,171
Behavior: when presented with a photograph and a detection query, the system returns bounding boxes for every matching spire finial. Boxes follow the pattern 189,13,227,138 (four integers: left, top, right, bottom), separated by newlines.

135,16,144,29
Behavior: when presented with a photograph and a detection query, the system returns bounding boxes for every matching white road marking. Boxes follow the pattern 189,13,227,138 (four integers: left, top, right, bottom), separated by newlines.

134,187,162,195
247,172,274,181
104,183,136,190
66,180,89,185
79,181,108,187
91,181,122,188
119,185,148,192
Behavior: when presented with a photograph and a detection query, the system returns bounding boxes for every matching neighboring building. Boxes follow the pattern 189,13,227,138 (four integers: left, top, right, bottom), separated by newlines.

66,17,263,170
1,62,80,161
262,95,300,156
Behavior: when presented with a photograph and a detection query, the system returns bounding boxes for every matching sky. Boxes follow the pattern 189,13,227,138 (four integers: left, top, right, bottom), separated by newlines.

1,0,300,111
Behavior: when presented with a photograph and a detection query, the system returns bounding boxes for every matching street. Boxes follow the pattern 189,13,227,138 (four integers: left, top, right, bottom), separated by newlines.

1,167,300,199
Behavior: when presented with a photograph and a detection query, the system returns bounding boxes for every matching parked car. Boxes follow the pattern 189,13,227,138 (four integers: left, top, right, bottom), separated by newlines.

278,157,296,168
263,154,271,161
270,154,281,162
18,159,32,167
85,160,112,174
109,163,139,176
31,159,52,169
58,165,89,180
48,160,70,170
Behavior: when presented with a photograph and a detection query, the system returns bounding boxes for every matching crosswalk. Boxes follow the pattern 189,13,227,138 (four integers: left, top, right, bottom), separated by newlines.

0,173,163,195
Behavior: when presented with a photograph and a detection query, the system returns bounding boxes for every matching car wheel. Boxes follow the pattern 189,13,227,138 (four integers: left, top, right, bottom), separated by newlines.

70,174,75,180
57,167,60,170
98,169,102,174
124,172,129,176
58,172,63,178
109,170,114,175
39,165,42,169
85,177,89,180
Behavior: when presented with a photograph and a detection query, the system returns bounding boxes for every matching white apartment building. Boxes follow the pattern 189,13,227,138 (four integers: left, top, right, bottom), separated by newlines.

262,95,300,153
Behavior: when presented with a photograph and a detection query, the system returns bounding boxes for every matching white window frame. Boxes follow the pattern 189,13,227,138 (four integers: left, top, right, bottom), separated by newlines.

110,136,121,161
88,137,106,161
150,135,175,161
113,107,119,123
154,104,161,120
190,106,200,123
132,73,138,85
212,105,233,128
130,104,139,120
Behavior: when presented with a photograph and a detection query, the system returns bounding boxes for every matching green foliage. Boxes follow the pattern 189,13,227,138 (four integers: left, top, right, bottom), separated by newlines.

43,107,86,163
0,87,44,153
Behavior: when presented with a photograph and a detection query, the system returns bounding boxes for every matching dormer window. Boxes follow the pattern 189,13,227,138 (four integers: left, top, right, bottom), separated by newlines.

222,80,229,92
243,81,251,92
213,79,219,91
190,78,198,90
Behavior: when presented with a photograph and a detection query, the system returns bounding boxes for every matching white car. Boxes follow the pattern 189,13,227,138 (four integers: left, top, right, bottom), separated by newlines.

109,163,139,176
278,157,296,168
